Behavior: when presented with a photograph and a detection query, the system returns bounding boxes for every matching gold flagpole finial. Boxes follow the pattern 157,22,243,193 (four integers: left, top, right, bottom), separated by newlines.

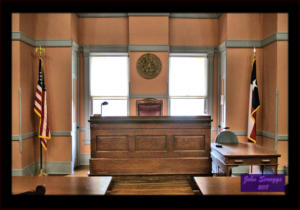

35,46,45,59
251,46,256,65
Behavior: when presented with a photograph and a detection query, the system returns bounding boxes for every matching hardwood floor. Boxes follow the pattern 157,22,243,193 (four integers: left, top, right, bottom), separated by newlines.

64,165,89,177
106,175,198,195
66,166,200,195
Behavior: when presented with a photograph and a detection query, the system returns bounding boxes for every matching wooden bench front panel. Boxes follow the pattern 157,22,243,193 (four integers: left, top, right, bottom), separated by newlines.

89,116,211,175
91,129,210,158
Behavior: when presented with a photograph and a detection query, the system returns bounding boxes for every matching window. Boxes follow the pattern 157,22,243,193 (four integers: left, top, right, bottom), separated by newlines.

90,54,129,116
169,54,208,116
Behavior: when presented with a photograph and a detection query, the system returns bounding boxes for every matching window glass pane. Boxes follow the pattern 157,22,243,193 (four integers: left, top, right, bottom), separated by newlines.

92,99,127,116
90,56,128,96
169,56,207,96
170,98,205,116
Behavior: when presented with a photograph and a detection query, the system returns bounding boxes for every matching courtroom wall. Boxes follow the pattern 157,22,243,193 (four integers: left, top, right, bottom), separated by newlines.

12,13,74,175
12,13,289,174
79,17,128,45
223,13,288,172
169,18,219,46
225,48,263,132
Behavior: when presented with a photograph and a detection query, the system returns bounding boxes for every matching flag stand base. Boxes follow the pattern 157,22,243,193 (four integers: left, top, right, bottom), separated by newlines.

38,168,48,176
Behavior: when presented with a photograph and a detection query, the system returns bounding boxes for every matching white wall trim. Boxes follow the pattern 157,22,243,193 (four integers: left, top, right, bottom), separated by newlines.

12,161,73,176
12,131,72,141
12,31,288,52
76,13,221,18
80,154,91,165
230,130,288,141
218,32,289,50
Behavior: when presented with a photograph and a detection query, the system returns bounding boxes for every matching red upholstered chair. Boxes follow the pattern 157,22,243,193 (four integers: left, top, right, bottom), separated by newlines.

136,98,163,116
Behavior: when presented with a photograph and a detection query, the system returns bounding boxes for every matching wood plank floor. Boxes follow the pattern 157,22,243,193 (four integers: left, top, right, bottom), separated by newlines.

106,175,197,195
65,166,200,195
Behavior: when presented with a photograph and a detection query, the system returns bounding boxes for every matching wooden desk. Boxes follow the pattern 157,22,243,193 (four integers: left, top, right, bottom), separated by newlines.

193,176,287,195
89,116,211,175
12,176,112,195
211,143,281,176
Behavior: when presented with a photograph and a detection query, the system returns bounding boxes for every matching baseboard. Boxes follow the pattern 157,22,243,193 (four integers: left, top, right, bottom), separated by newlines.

231,165,286,176
12,161,73,176
231,165,249,175
12,161,38,176
79,154,91,165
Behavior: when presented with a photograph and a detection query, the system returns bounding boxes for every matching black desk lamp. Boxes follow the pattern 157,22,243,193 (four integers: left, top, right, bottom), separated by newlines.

100,101,108,116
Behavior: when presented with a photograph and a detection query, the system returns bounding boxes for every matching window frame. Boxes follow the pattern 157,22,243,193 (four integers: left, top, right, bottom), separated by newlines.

89,53,130,116
168,52,213,116
83,49,129,145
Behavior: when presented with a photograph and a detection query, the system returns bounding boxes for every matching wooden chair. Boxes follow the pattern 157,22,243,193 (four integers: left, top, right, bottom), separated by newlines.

215,127,238,144
136,98,163,116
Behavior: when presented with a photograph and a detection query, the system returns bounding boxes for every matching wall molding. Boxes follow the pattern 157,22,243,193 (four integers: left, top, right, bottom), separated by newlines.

12,131,37,141
52,131,72,136
41,161,73,174
217,42,226,52
76,13,221,19
12,161,73,176
170,46,215,54
230,165,286,176
12,131,72,141
80,154,91,165
12,31,35,46
230,130,288,141
12,31,78,48
262,32,289,47
12,161,37,176
218,32,289,50
81,45,128,53
130,94,168,98
129,45,169,52
225,40,263,48
170,13,221,19
211,127,218,131
128,13,170,17
13,31,288,53
35,39,73,47
77,13,128,18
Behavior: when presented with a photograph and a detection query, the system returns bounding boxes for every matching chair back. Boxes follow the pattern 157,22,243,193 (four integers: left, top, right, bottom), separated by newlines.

136,98,163,116
215,130,238,144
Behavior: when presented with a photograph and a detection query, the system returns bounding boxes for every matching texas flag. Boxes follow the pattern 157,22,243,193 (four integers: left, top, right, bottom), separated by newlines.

247,56,260,143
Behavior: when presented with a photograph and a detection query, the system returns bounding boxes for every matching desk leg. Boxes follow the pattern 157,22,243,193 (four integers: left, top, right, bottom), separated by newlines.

272,166,278,174
226,166,232,176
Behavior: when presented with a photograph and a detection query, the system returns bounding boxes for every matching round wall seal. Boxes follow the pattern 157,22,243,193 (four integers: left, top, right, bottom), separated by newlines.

136,53,162,79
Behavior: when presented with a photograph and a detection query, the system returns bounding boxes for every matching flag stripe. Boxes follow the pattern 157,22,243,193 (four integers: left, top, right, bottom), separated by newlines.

35,92,42,102
35,96,42,105
34,101,42,112
36,86,42,94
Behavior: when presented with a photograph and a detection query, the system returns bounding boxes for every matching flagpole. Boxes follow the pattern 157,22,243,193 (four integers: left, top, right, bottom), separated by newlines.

35,46,48,176
253,47,256,62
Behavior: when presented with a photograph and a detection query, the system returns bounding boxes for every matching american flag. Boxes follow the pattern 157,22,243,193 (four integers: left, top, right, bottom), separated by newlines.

34,58,51,150
247,55,260,143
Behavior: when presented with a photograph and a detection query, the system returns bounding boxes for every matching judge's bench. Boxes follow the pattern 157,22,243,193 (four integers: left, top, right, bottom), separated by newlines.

89,116,212,175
